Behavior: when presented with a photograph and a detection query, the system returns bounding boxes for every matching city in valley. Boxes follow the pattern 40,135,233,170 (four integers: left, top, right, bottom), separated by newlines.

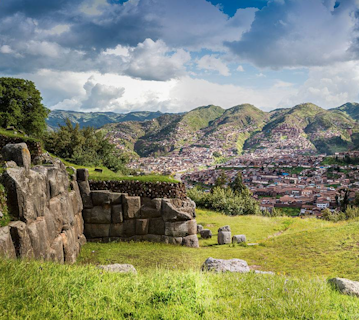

128,148,359,217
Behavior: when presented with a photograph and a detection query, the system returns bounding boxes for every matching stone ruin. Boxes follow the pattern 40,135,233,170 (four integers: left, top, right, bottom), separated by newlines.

0,143,199,263
78,169,199,248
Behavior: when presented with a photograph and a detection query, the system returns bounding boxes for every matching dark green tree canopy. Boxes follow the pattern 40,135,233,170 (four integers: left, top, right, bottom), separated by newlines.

0,77,49,136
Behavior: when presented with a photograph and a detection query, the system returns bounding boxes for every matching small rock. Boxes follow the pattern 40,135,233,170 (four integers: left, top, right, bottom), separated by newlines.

197,224,203,233
218,225,231,232
232,235,246,244
218,229,231,245
200,229,212,239
329,278,359,297
201,257,250,273
97,264,137,274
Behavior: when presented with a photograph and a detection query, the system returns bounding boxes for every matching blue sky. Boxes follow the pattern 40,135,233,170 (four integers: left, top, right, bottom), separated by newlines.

0,0,358,113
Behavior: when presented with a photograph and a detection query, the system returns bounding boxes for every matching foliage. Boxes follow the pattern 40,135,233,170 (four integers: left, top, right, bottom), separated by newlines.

0,184,10,227
0,77,49,136
322,155,359,166
45,119,127,172
188,185,260,216
321,206,359,222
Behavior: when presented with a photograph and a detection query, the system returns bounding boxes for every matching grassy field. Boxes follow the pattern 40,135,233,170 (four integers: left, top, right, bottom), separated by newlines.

2,210,359,319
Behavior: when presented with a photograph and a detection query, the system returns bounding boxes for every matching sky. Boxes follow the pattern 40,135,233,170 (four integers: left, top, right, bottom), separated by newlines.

0,0,359,113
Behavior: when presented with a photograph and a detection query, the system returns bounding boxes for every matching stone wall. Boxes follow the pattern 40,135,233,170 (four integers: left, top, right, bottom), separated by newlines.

0,134,43,159
89,180,187,200
0,143,85,263
80,170,198,248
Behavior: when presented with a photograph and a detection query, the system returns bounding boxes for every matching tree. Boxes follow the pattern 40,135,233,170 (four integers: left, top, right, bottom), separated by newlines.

213,170,228,189
230,171,246,194
0,77,49,136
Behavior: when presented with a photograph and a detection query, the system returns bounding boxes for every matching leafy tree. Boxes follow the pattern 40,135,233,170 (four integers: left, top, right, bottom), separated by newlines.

213,170,228,189
230,171,246,194
0,77,49,136
45,119,128,172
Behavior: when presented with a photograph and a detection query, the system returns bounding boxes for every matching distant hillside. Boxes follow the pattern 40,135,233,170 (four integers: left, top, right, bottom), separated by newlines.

46,110,164,130
331,102,359,121
102,102,359,156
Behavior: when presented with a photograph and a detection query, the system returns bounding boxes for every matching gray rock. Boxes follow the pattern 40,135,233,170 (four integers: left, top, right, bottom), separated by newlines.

109,220,136,238
162,198,195,222
91,190,111,206
9,221,35,259
98,264,137,274
232,235,246,244
27,218,51,261
136,219,149,235
201,257,250,273
4,161,17,168
148,218,165,235
2,143,31,171
218,225,231,232
197,224,204,233
111,204,124,224
77,169,89,181
83,206,111,224
165,220,197,237
140,198,162,218
109,193,125,205
182,235,199,248
78,180,93,209
0,226,16,259
143,234,162,243
218,231,231,245
200,229,212,239
329,278,359,297
61,228,79,264
50,235,64,264
162,236,183,245
123,196,141,219
85,224,110,238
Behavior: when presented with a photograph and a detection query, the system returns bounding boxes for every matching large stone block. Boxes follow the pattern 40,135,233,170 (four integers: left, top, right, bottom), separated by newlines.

74,213,84,238
2,143,31,172
182,235,199,248
27,218,51,260
200,229,212,239
162,236,182,245
91,190,111,206
47,166,68,198
165,220,197,237
109,193,125,205
83,206,111,224
202,257,250,273
77,169,89,181
111,204,123,224
78,180,93,209
59,195,75,230
148,218,165,235
50,235,64,264
9,221,35,259
140,198,162,218
48,197,64,234
61,228,79,264
123,196,141,219
218,231,231,245
136,219,149,235
143,234,162,243
84,224,110,238
69,186,83,214
0,226,16,259
162,198,195,222
109,220,135,238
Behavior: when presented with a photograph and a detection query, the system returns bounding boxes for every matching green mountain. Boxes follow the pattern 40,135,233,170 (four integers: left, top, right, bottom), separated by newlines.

46,110,164,130
331,102,359,120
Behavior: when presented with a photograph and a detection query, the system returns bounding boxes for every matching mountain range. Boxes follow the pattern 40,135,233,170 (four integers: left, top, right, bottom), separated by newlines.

47,102,359,156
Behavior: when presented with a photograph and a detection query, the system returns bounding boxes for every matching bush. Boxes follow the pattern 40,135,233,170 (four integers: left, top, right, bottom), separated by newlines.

45,119,128,173
188,186,260,216
321,206,359,222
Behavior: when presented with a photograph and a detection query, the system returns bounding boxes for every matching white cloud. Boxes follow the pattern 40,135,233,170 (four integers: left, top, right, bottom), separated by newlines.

103,45,130,57
236,65,244,72
196,55,230,76
0,45,14,54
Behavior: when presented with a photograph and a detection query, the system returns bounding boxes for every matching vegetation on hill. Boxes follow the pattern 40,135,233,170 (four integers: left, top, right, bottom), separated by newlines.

45,119,128,172
47,109,164,130
331,102,359,120
0,77,49,136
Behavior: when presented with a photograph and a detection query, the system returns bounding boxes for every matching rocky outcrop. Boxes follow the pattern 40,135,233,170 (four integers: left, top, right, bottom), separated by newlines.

0,143,85,263
79,169,199,248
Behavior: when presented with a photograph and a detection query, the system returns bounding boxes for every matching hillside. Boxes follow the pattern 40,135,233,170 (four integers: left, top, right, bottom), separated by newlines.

331,102,359,121
3,211,359,319
105,102,359,156
46,110,164,130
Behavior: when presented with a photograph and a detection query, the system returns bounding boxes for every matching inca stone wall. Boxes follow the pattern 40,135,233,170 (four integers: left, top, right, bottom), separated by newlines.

89,180,187,200
0,143,86,263
80,170,199,248
0,134,43,159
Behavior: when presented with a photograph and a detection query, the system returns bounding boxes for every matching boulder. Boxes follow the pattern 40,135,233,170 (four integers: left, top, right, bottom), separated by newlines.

9,221,35,259
165,220,197,237
111,204,124,224
182,235,199,248
136,219,149,235
197,224,203,233
2,143,31,172
27,218,51,260
201,257,250,273
78,180,93,209
84,224,110,238
200,229,212,239
98,264,137,274
148,218,165,235
140,198,162,218
329,278,359,297
0,226,16,259
123,196,141,219
83,206,111,224
47,166,68,198
77,169,89,182
162,198,195,222
91,190,111,206
218,226,231,245
232,235,246,244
